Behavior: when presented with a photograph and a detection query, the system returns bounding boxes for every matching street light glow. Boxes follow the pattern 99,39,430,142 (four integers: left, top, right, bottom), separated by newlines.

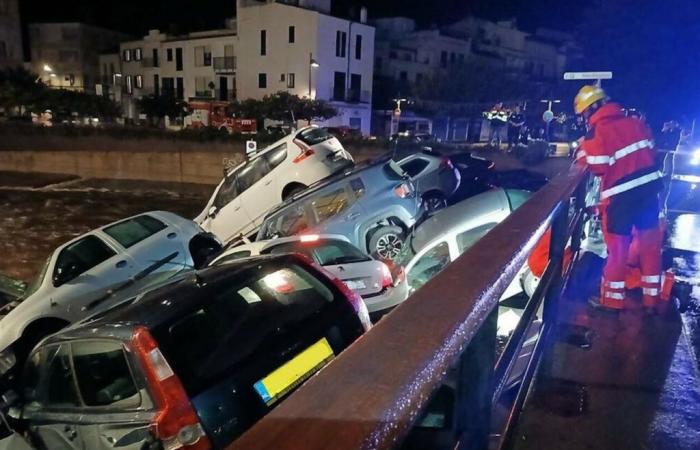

310,59,319,68
43,64,53,72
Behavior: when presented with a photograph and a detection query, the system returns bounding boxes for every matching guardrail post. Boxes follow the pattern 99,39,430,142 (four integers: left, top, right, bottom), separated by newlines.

455,307,498,450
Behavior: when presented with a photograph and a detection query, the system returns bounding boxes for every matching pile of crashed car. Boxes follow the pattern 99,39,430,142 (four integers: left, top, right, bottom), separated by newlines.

0,126,546,450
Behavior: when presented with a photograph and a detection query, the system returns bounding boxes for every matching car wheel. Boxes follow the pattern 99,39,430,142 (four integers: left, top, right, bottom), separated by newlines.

282,183,307,200
423,192,448,213
369,226,405,260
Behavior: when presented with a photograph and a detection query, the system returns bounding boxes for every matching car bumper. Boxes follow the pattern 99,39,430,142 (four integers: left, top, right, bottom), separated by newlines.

361,280,409,314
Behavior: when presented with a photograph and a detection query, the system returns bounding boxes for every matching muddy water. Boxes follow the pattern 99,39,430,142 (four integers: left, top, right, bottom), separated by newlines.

0,178,211,282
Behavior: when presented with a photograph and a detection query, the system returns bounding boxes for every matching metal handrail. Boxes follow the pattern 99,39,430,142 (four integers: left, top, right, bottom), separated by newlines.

229,165,588,450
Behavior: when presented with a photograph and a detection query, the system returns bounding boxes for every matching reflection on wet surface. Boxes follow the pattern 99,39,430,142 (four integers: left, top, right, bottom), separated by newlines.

0,178,210,281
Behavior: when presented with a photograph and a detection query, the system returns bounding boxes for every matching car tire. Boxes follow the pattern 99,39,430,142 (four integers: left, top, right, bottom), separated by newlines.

368,226,405,260
422,192,448,213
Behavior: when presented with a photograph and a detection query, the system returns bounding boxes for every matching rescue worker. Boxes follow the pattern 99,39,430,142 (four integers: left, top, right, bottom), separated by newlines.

573,85,664,314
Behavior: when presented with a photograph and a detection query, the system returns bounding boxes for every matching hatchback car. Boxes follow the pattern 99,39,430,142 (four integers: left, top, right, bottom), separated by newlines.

257,160,422,260
196,126,354,243
388,148,461,213
212,234,409,315
0,212,222,379
8,254,369,450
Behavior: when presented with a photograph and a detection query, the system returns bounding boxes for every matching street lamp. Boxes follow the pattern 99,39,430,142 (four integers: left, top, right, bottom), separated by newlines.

43,64,53,73
309,53,319,97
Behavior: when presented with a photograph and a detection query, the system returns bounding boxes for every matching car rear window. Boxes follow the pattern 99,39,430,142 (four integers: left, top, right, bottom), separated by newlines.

260,204,311,239
264,239,370,265
103,215,167,248
296,127,334,146
72,340,139,407
151,262,338,395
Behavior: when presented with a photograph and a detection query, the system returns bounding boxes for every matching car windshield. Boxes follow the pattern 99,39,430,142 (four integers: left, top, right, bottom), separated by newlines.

296,127,334,146
264,239,371,265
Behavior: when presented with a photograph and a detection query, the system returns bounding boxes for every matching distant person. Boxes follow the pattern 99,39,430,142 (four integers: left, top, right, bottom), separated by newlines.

507,105,526,151
484,102,508,149
659,121,681,150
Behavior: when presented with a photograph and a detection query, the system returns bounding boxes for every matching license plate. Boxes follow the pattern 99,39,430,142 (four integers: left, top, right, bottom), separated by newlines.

344,279,366,291
253,338,334,406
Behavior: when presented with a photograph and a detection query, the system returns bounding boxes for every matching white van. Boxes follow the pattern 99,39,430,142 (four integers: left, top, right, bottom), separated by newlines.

196,126,353,243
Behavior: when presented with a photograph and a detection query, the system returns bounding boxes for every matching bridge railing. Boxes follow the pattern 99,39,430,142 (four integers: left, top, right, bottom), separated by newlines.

229,165,589,450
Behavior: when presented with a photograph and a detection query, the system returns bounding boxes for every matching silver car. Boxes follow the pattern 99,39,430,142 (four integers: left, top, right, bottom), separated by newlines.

211,234,409,315
0,211,221,378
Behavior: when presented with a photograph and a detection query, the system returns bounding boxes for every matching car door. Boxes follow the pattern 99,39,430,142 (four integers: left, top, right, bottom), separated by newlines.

99,214,188,294
22,344,88,450
206,171,252,243
68,340,153,450
50,235,140,318
239,155,277,229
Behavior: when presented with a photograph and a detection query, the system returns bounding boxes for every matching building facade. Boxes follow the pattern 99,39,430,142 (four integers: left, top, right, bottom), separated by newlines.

109,0,375,134
0,0,22,69
29,23,130,93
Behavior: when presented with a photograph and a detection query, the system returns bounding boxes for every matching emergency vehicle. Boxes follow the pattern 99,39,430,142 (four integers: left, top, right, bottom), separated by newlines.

184,100,257,134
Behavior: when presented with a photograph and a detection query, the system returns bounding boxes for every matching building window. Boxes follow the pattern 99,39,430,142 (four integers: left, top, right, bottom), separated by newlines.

123,49,132,62
440,51,447,68
258,73,267,88
135,75,143,89
0,41,7,60
355,35,362,60
175,48,183,71
458,53,465,65
195,76,212,97
280,73,286,82
194,46,212,67
389,50,397,60
333,71,346,101
287,73,295,88
154,74,160,96
153,48,159,67
289,26,295,43
162,77,174,97
167,48,173,62
335,31,347,58
135,48,143,61
260,30,267,56
399,71,408,82
450,52,455,64
126,75,133,94
416,73,424,83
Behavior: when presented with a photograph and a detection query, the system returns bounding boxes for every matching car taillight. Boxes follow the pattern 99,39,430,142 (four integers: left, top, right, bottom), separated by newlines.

394,183,412,198
439,158,454,170
380,262,393,289
131,327,212,450
293,139,316,163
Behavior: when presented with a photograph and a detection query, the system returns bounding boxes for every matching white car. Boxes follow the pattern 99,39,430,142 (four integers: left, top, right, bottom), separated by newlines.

0,211,221,377
211,234,408,315
196,126,353,243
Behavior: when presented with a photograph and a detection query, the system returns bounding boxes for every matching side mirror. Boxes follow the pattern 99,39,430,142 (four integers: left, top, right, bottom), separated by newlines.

53,261,81,286
208,205,218,219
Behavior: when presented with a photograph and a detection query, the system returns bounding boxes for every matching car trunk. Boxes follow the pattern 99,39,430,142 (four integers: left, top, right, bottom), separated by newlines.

325,259,387,297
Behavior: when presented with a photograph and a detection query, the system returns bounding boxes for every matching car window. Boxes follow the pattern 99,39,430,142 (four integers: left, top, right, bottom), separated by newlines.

263,143,287,170
72,340,139,408
407,241,451,293
456,223,498,254
260,204,310,239
265,239,370,265
237,158,269,192
296,127,333,146
44,344,80,408
350,178,366,199
54,235,116,285
401,158,430,177
504,189,532,211
103,215,167,248
310,188,352,223
151,262,336,396
213,174,239,209
382,161,406,180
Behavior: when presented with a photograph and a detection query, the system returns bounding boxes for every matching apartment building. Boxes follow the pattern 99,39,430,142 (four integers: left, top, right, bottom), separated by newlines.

0,0,22,69
109,0,375,134
29,22,130,92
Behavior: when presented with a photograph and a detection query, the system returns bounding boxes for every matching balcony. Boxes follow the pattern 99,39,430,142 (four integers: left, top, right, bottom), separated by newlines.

330,88,371,104
213,56,236,73
141,57,159,68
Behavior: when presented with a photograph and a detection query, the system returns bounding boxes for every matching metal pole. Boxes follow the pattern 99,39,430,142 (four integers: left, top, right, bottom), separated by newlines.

308,53,312,97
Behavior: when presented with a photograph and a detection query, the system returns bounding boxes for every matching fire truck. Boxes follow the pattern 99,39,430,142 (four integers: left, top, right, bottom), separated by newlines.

184,100,257,134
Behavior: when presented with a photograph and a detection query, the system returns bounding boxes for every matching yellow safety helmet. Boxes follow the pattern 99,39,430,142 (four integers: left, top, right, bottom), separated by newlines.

574,85,607,115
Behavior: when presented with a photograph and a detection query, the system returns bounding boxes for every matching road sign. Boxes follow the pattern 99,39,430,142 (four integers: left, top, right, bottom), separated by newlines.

563,71,613,81
246,140,257,158
542,110,555,123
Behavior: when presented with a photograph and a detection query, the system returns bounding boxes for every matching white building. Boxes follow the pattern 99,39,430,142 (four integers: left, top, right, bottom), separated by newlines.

0,0,23,69
29,22,130,93
109,0,375,134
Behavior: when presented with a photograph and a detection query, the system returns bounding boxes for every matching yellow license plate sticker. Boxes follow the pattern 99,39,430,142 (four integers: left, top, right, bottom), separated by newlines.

253,338,334,406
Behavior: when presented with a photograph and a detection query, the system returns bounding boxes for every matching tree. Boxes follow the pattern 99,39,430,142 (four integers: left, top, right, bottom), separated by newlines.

0,68,46,116
136,95,187,127
230,92,337,126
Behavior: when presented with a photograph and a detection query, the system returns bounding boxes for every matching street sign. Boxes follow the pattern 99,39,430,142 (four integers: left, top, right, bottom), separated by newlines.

563,71,613,81
246,140,258,158
542,110,555,123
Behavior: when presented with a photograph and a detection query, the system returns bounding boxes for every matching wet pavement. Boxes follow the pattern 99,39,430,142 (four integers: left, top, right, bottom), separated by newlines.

0,175,210,282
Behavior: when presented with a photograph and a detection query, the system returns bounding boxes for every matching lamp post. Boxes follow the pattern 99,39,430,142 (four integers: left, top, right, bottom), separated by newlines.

309,53,319,98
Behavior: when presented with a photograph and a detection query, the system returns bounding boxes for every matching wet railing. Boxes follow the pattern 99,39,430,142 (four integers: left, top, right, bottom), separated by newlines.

229,165,589,450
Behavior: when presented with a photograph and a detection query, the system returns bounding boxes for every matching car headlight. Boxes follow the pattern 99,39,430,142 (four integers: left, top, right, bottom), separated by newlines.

691,148,700,166
571,141,579,149
0,348,16,375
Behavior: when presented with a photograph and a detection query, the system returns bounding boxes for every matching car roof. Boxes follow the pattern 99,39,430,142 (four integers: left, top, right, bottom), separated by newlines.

44,254,304,343
215,234,352,262
410,188,510,251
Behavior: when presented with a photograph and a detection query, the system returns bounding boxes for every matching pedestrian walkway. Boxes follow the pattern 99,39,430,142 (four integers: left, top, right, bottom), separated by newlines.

512,260,700,450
